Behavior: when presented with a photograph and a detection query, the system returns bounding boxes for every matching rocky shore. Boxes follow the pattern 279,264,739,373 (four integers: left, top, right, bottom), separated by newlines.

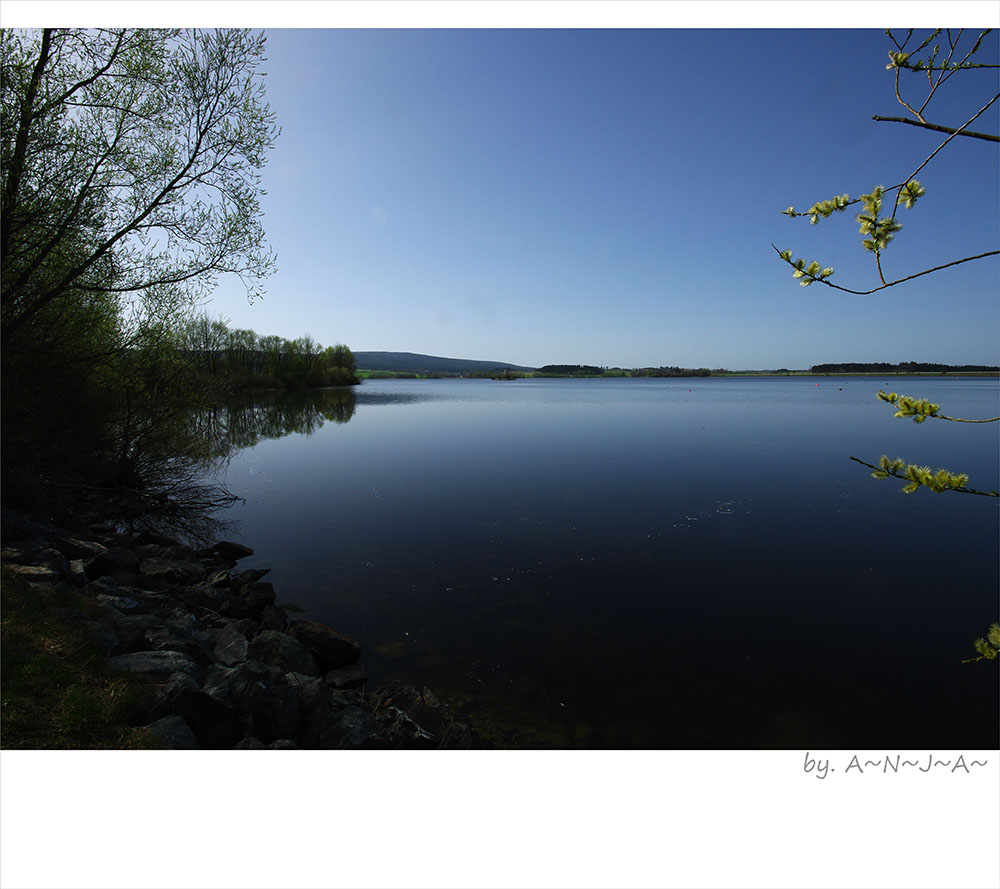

1,510,480,749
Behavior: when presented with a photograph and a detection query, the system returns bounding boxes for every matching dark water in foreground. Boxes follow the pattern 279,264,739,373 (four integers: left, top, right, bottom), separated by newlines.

207,377,999,748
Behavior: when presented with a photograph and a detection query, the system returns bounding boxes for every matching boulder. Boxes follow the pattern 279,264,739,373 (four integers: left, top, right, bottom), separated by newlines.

99,610,161,653
232,737,268,749
172,582,231,614
375,706,437,749
244,673,301,743
258,605,288,633
238,581,276,613
322,707,392,749
205,566,233,588
143,626,211,663
370,682,451,741
3,563,63,581
297,680,385,748
231,568,271,588
53,537,109,561
138,557,208,585
204,661,269,714
324,665,368,690
147,715,201,749
110,650,204,683
207,541,254,561
84,547,140,580
149,673,242,749
250,630,320,677
67,559,88,586
93,592,146,615
438,721,482,750
287,620,361,671
213,624,250,666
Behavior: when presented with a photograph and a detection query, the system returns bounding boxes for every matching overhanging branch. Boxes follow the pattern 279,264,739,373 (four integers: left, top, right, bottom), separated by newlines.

872,114,1000,142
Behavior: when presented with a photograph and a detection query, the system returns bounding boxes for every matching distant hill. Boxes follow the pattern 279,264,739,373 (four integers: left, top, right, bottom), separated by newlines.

354,351,537,375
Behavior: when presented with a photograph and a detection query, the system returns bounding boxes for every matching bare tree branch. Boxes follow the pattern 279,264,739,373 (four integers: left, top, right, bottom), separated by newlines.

872,114,999,142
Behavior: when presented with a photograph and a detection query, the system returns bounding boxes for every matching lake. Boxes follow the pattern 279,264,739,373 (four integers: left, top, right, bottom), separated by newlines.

205,376,999,748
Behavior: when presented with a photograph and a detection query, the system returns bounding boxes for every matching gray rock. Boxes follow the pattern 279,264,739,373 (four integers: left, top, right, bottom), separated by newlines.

250,630,319,677
68,559,88,586
297,679,347,748
130,592,193,621
3,563,62,581
138,557,208,585
149,673,241,749
245,673,301,743
238,581,276,613
86,575,120,595
376,705,437,749
258,605,288,633
269,739,300,749
148,715,201,749
85,547,140,580
369,682,453,741
173,582,231,613
209,541,254,561
213,624,249,666
321,707,392,749
94,592,146,615
32,546,73,576
205,567,233,588
232,737,268,749
110,650,204,683
324,665,368,690
54,537,109,561
231,568,271,588
438,721,482,749
99,610,161,652
287,620,361,671
204,661,269,713
143,626,210,663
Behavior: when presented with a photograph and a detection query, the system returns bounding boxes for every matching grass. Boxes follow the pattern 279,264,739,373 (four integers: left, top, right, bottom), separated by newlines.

1,567,161,749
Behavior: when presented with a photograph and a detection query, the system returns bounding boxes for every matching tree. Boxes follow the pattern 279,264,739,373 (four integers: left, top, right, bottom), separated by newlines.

1,28,277,345
0,28,277,529
776,29,999,658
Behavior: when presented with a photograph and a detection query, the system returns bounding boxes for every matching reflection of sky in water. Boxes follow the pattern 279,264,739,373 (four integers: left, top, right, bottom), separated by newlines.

216,378,999,747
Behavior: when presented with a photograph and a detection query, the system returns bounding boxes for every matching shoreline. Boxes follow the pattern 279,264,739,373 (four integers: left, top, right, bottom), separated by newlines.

0,507,481,749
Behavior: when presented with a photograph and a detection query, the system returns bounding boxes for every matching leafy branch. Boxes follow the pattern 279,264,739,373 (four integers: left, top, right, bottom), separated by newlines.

777,29,999,294
771,244,999,295
885,29,997,127
962,623,1000,663
876,391,1000,424
849,455,998,497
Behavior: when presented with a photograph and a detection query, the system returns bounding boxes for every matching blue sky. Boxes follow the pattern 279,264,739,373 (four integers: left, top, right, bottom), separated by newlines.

26,5,1000,369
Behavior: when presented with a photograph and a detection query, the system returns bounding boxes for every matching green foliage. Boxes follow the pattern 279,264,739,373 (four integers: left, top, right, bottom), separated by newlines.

856,185,904,253
0,29,278,531
886,29,996,73
776,250,834,286
876,390,940,422
869,455,970,494
780,193,852,224
964,623,1000,664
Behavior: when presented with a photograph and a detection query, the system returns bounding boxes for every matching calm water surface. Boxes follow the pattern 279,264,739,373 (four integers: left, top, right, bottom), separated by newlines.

209,377,999,748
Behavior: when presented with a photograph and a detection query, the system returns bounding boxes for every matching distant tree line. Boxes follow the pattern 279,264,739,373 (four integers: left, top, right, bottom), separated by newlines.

177,314,359,391
629,366,713,378
810,362,999,374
